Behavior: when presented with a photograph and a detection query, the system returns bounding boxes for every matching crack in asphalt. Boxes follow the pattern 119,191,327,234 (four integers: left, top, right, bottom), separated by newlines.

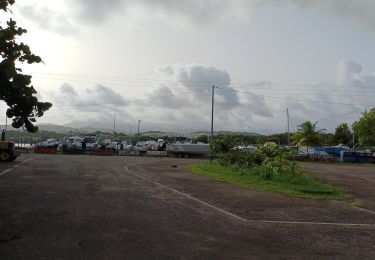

0,236,22,244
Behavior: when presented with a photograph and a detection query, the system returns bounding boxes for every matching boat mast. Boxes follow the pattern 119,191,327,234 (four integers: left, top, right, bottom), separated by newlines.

210,85,215,162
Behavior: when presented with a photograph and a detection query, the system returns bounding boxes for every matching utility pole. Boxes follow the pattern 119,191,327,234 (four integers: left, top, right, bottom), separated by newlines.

286,108,290,146
129,123,132,146
210,85,215,162
113,115,116,142
137,120,141,150
352,128,355,150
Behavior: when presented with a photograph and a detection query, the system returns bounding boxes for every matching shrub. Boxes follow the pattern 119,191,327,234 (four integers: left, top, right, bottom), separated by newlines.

216,146,301,180
217,147,297,167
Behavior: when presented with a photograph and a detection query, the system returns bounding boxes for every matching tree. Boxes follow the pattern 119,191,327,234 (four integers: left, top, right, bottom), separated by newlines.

332,123,352,145
193,135,208,144
0,0,52,132
210,134,237,154
292,121,325,154
353,108,375,147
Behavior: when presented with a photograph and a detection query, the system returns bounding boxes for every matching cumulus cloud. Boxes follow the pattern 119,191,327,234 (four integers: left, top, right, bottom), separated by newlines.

50,83,127,113
336,59,375,84
132,64,274,132
26,61,375,133
60,84,78,96
145,85,191,109
219,59,375,133
38,83,132,129
157,64,240,109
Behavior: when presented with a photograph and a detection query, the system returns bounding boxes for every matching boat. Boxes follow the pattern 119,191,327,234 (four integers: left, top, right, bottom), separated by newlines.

323,144,351,157
82,135,99,150
39,139,59,148
166,143,209,157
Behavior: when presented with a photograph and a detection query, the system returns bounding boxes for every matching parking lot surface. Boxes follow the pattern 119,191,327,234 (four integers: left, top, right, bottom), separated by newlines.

1,155,375,259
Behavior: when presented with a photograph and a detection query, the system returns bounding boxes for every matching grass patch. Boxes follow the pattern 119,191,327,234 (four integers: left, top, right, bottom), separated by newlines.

185,162,348,200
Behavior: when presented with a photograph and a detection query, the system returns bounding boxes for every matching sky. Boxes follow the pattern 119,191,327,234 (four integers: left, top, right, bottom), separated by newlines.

2,0,375,134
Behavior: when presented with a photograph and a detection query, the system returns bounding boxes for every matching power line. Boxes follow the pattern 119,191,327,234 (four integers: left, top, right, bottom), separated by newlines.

230,90,375,98
31,73,231,88
31,72,375,89
54,88,208,108
32,75,375,97
40,85,374,109
216,87,373,107
28,72,375,107
31,76,212,90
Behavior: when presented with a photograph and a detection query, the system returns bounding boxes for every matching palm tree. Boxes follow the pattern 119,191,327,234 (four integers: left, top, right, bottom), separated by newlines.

292,121,325,154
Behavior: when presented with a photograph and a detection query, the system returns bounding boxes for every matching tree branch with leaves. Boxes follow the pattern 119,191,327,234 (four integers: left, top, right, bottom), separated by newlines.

0,0,52,132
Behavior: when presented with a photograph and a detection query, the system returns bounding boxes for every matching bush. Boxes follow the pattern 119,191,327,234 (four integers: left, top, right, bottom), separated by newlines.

217,147,297,167
216,146,300,180
217,150,265,167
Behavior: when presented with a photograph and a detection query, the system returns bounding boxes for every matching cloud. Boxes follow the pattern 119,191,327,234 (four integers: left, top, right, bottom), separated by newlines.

145,85,191,109
158,64,240,109
67,0,252,26
19,1,375,32
336,59,375,84
135,64,274,132
284,58,375,131
50,83,127,113
29,61,375,134
71,0,375,31
278,0,375,32
17,4,74,34
60,84,78,96
68,0,124,24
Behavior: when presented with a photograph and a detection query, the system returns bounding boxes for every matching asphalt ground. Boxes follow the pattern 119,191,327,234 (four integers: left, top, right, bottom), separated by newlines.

0,154,375,259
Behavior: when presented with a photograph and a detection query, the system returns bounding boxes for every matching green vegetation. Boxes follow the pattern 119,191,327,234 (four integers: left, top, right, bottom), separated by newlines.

292,121,325,154
353,108,375,147
332,123,352,145
189,145,347,200
186,162,347,200
0,0,52,132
